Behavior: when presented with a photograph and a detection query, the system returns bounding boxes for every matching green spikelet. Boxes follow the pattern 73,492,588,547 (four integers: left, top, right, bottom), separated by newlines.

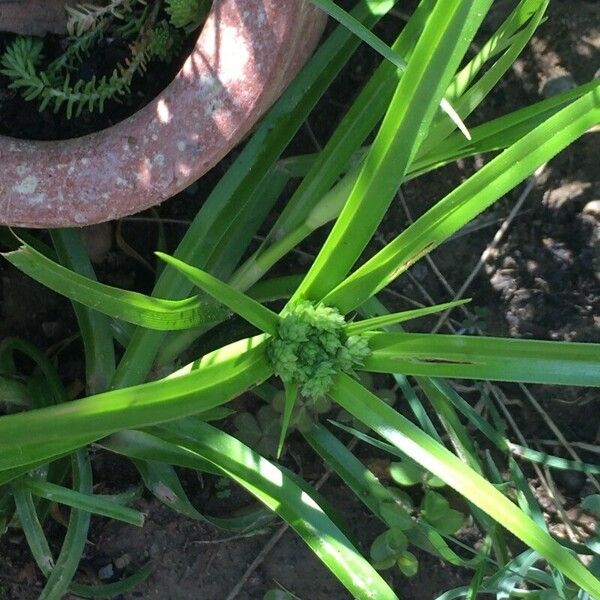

165,0,210,32
148,20,178,61
267,301,371,400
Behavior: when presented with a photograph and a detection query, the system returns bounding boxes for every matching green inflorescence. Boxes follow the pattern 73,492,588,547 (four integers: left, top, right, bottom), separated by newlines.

166,0,211,32
148,20,179,62
267,301,371,400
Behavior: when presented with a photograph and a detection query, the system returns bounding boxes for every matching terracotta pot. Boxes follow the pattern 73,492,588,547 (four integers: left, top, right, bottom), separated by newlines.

0,0,326,228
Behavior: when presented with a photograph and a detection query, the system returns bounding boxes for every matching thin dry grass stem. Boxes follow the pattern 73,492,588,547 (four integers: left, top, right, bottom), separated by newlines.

448,211,532,243
304,117,323,151
519,383,600,494
380,285,431,309
540,462,580,543
116,220,155,273
488,383,577,536
389,9,410,22
397,191,473,326
431,166,544,334
536,440,600,455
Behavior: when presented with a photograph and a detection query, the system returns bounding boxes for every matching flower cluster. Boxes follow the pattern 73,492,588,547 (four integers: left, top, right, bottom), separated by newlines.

166,0,210,32
268,301,370,399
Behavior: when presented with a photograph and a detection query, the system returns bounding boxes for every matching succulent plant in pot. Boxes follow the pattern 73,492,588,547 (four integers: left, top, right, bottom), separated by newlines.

0,0,326,228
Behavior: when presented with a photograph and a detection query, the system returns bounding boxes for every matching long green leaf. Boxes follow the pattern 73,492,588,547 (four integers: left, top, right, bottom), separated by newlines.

247,0,436,261
345,299,470,335
69,562,153,598
20,477,144,526
125,453,272,532
510,444,600,475
418,0,547,156
155,253,280,335
13,483,54,576
294,0,491,303
40,449,92,600
51,230,116,393
258,80,596,284
411,79,599,179
324,84,600,312
2,242,228,331
112,0,393,388
151,420,399,600
308,0,470,138
330,374,600,597
364,332,600,386
304,423,484,568
0,336,272,471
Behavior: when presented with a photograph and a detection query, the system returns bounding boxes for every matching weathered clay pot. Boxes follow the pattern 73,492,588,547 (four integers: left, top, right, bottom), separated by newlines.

0,0,326,228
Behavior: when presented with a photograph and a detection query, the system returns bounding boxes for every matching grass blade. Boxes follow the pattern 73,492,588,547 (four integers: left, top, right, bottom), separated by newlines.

127,455,272,531
330,374,600,597
277,383,298,459
345,299,470,335
151,420,399,600
20,477,144,527
0,336,272,471
3,241,228,331
155,253,280,335
51,230,116,393
308,0,470,138
364,332,600,386
294,0,490,303
40,449,92,600
418,0,547,156
12,483,54,576
248,2,425,255
69,562,153,598
324,84,600,312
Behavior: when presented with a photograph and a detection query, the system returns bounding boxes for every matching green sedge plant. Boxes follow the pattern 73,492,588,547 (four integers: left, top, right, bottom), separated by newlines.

1,0,600,598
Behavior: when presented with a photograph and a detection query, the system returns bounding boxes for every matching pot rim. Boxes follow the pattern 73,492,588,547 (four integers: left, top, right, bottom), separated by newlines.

0,0,325,228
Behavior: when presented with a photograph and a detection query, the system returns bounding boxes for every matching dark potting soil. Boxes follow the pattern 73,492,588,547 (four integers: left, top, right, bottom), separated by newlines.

0,1,599,598
0,24,197,141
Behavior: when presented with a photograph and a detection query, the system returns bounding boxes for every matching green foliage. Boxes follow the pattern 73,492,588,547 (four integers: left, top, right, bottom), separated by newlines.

2,1,600,599
271,388,332,434
165,0,210,32
148,20,181,62
419,490,464,535
233,406,280,458
267,301,370,400
1,35,153,118
0,0,208,118
390,458,445,488
65,0,146,36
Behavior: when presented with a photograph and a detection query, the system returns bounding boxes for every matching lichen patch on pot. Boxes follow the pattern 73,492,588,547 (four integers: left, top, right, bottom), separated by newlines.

13,175,39,195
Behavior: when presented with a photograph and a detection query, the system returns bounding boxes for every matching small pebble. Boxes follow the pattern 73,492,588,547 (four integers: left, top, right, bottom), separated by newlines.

114,554,131,570
583,200,600,219
542,74,576,98
98,563,114,580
